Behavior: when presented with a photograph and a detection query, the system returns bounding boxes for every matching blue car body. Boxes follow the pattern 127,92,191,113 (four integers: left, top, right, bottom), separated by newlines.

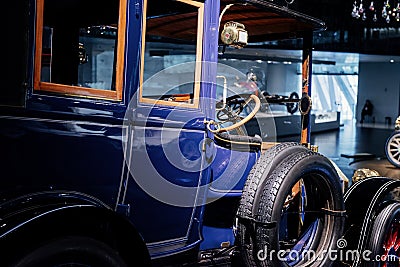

1,0,331,265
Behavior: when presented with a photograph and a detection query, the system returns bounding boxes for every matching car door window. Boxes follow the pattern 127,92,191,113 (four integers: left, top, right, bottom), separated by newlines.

34,0,127,100
139,0,204,108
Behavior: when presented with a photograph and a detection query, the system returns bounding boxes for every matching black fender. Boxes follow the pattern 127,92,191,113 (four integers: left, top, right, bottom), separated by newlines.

342,177,400,266
0,191,151,267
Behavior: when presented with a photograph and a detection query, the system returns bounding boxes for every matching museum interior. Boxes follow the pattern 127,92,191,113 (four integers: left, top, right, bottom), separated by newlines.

243,0,400,183
3,0,400,266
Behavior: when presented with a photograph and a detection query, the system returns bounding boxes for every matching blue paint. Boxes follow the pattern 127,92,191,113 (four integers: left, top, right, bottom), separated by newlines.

200,226,235,251
0,0,329,264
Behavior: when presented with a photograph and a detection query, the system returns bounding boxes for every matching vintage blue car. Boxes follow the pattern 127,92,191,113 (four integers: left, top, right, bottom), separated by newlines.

2,0,400,266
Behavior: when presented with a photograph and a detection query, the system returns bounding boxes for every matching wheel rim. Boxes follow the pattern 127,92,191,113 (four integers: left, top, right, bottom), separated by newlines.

247,152,344,267
279,179,322,265
382,218,400,267
387,133,400,167
283,220,319,265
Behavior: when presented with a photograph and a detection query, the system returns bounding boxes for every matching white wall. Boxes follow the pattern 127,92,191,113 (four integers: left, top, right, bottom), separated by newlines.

356,62,400,124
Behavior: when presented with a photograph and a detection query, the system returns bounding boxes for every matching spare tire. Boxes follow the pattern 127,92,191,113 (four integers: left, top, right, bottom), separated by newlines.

235,150,345,267
234,143,310,266
365,202,400,267
237,142,310,219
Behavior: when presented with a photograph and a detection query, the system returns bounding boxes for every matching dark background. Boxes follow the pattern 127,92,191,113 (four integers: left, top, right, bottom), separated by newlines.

269,0,400,56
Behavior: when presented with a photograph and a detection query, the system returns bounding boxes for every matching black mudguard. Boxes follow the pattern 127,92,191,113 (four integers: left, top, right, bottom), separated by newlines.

0,191,151,266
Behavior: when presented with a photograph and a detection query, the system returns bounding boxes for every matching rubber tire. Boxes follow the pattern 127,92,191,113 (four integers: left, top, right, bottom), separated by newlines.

234,143,312,266
365,202,400,267
285,92,299,115
256,151,344,266
238,151,345,266
385,131,400,168
11,236,128,267
237,142,310,219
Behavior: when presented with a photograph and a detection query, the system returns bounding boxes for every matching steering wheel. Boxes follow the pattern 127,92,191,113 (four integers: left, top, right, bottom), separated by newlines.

209,94,261,133
216,94,247,122
286,92,300,114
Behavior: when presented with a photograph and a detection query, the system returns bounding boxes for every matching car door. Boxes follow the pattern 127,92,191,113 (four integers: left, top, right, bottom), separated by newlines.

122,0,210,257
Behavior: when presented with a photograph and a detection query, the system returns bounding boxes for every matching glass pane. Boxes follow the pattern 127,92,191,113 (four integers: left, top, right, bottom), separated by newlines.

41,0,120,90
141,0,198,103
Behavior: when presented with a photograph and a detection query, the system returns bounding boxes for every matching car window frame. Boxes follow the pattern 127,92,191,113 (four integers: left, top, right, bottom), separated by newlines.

33,0,127,101
139,0,204,109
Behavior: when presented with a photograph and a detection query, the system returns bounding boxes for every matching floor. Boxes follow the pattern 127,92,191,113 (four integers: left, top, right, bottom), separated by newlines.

278,120,400,184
